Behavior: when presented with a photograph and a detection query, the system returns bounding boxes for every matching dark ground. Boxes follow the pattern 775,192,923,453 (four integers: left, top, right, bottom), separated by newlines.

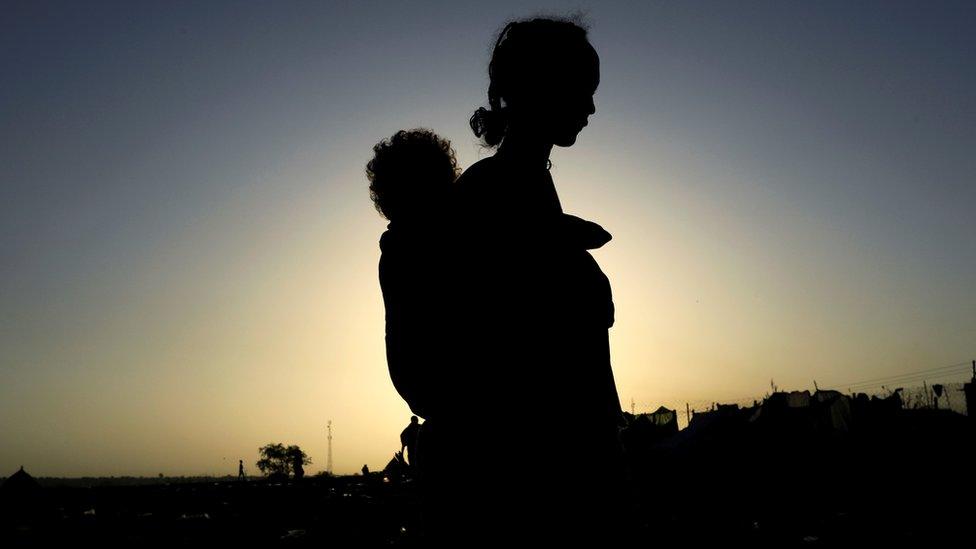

2,406,974,547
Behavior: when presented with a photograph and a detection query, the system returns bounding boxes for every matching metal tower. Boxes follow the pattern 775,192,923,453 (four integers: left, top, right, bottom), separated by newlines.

326,420,333,475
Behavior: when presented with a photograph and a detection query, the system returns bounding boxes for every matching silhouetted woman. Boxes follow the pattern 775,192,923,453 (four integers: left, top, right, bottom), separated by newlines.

418,17,634,545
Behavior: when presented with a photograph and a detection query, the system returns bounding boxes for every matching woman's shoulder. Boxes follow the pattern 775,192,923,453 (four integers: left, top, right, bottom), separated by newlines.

453,155,528,220
454,156,502,199
450,157,495,220
456,155,501,184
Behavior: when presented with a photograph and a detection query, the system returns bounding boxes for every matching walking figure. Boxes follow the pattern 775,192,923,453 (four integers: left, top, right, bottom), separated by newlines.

400,415,421,466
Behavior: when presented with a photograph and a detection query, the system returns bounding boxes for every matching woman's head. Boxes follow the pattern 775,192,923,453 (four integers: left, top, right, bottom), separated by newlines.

470,16,599,149
366,129,460,222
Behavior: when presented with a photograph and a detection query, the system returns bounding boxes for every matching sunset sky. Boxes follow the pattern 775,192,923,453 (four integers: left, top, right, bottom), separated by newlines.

2,1,974,477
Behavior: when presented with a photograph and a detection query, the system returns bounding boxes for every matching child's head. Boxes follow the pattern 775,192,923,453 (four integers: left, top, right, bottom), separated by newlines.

366,128,460,222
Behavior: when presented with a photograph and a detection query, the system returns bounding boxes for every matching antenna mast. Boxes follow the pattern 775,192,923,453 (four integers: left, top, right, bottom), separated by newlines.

326,420,333,475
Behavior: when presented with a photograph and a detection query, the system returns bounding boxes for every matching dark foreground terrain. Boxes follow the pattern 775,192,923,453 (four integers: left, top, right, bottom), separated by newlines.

3,474,421,547
3,394,974,547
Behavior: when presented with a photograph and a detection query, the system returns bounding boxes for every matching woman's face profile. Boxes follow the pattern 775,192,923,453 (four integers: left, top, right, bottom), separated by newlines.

517,43,599,148
549,69,598,147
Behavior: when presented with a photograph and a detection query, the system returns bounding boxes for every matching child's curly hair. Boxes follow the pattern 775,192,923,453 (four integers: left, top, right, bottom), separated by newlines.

366,129,460,221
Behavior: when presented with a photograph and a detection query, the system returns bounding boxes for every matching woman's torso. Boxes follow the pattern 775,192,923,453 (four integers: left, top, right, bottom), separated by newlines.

450,155,622,430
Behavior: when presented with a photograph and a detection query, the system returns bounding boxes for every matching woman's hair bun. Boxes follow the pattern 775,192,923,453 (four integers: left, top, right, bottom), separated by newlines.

469,106,508,147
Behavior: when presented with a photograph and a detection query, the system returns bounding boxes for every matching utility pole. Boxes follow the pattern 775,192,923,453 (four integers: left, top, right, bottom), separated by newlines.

326,420,333,475
964,360,976,418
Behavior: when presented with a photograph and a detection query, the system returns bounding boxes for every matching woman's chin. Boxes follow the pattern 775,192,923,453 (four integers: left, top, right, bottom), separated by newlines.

553,132,581,147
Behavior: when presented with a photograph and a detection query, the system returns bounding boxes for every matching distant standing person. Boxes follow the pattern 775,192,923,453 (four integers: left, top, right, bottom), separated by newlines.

400,415,421,466
238,459,246,482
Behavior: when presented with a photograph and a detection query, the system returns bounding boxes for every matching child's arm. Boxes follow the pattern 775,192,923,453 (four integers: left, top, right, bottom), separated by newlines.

556,213,612,250
491,213,611,251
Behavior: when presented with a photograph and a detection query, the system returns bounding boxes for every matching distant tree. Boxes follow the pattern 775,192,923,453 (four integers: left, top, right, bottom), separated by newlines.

257,443,289,477
256,443,312,477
